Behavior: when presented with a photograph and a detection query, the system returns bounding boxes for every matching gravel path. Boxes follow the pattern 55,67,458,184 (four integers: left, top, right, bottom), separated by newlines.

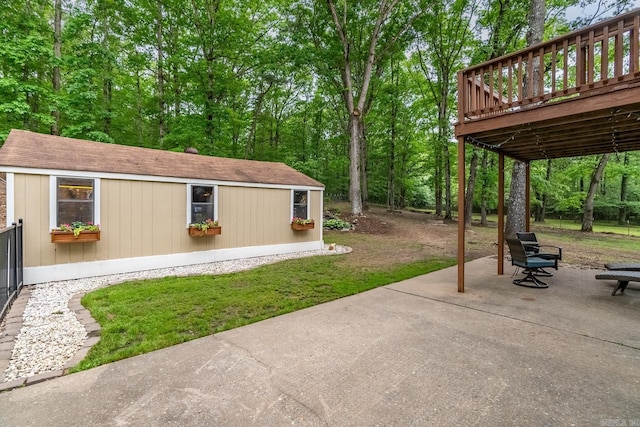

1,245,350,383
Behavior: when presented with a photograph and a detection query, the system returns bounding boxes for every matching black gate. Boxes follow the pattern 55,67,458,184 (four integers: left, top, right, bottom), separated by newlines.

0,219,23,323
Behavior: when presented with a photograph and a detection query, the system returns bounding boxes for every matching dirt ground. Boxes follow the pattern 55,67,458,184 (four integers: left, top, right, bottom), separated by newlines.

324,203,640,270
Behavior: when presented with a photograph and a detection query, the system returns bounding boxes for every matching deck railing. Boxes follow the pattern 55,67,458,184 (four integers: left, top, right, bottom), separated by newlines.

457,9,640,123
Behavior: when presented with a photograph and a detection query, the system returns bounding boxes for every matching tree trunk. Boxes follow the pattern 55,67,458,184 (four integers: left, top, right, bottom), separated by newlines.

387,105,396,212
245,82,272,159
360,120,369,211
505,0,544,238
51,0,62,136
505,161,528,239
617,152,629,225
582,154,610,232
325,0,410,215
156,3,165,148
439,80,453,220
435,149,443,216
464,148,478,229
102,30,112,136
443,139,452,220
135,72,144,146
348,114,363,214
480,151,490,226
534,159,552,222
387,60,399,212
542,159,552,221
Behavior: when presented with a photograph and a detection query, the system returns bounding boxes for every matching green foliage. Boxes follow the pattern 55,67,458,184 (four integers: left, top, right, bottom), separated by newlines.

0,0,634,220
323,218,351,230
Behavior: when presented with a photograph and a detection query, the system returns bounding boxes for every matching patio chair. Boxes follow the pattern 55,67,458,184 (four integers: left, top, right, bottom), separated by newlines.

603,263,640,271
595,263,640,295
506,238,559,288
516,232,562,277
595,271,640,296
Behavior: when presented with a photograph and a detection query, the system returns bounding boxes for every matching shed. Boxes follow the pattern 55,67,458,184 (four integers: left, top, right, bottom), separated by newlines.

0,130,325,284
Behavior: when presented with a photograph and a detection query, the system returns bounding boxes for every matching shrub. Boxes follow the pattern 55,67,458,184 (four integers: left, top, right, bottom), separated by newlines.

323,218,351,230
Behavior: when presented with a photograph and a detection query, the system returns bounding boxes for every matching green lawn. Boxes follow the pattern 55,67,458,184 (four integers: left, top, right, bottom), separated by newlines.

75,252,455,372
535,217,640,237
471,213,640,237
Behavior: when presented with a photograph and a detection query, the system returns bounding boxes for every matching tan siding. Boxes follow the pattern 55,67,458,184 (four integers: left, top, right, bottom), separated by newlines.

98,180,110,259
140,182,153,256
129,181,144,256
15,175,45,267
118,182,133,258
251,189,262,245
218,186,297,248
172,185,189,254
310,190,322,240
14,173,322,269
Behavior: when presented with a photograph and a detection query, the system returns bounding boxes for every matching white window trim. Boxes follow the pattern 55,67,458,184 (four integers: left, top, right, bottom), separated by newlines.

186,184,218,227
49,176,101,230
290,189,310,221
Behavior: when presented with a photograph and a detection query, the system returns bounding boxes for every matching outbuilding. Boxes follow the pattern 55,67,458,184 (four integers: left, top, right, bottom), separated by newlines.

0,130,324,284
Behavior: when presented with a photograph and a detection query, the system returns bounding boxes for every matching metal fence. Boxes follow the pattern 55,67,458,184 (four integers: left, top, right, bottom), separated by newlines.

0,220,23,323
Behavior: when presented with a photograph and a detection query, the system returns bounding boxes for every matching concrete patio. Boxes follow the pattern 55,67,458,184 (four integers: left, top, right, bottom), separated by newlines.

0,256,638,426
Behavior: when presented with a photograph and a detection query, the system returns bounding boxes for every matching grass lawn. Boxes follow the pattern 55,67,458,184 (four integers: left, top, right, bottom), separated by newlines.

74,205,640,373
76,238,454,372
471,213,640,237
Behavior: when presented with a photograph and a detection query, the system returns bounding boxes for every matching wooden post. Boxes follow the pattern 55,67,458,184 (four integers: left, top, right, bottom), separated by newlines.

457,136,466,293
498,152,505,275
525,161,531,232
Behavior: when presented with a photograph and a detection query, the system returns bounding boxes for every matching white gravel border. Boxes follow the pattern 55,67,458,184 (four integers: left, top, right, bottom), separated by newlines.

2,244,350,382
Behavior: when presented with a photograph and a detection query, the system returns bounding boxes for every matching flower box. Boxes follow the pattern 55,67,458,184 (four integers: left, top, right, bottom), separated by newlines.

51,230,101,243
188,226,221,237
291,222,315,231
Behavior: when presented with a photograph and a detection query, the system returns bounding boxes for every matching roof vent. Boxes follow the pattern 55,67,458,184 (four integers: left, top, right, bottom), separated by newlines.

184,147,199,154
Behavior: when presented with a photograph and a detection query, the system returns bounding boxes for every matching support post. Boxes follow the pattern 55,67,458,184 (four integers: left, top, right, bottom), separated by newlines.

498,152,505,275
457,136,466,293
525,162,531,231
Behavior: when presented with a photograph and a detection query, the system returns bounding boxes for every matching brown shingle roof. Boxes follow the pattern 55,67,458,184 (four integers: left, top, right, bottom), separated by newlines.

0,130,324,188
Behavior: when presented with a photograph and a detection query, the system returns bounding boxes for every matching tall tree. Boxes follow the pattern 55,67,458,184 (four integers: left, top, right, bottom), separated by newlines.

414,0,475,221
617,152,629,225
464,0,527,227
582,154,610,231
51,0,62,135
323,0,426,215
504,0,545,238
0,0,54,136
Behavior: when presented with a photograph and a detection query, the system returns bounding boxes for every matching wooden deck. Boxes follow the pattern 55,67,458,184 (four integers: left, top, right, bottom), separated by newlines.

455,9,640,293
455,9,640,161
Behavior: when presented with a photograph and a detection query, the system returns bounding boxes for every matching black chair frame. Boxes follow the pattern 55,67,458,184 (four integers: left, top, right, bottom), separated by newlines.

516,232,562,277
506,238,559,288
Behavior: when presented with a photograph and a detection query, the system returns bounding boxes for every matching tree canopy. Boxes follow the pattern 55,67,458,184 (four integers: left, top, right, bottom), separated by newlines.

0,0,637,224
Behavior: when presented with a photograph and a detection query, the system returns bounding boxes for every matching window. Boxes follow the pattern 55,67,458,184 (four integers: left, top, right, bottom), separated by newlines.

189,185,216,224
292,190,308,219
55,177,96,226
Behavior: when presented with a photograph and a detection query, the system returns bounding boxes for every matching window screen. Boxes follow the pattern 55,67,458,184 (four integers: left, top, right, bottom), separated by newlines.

57,177,95,225
191,186,214,223
293,190,308,219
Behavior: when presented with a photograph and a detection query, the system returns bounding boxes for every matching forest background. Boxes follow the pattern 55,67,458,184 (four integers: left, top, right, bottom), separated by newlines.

1,0,639,226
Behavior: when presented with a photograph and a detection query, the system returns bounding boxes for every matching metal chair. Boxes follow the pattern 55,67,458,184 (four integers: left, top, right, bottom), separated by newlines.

516,232,562,277
506,238,559,288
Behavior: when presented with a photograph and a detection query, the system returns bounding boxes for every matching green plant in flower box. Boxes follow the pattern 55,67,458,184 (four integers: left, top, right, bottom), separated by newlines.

57,221,100,237
291,217,314,225
189,218,219,231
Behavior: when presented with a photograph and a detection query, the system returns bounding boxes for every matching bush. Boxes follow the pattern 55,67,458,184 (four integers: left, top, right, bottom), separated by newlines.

323,218,352,230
